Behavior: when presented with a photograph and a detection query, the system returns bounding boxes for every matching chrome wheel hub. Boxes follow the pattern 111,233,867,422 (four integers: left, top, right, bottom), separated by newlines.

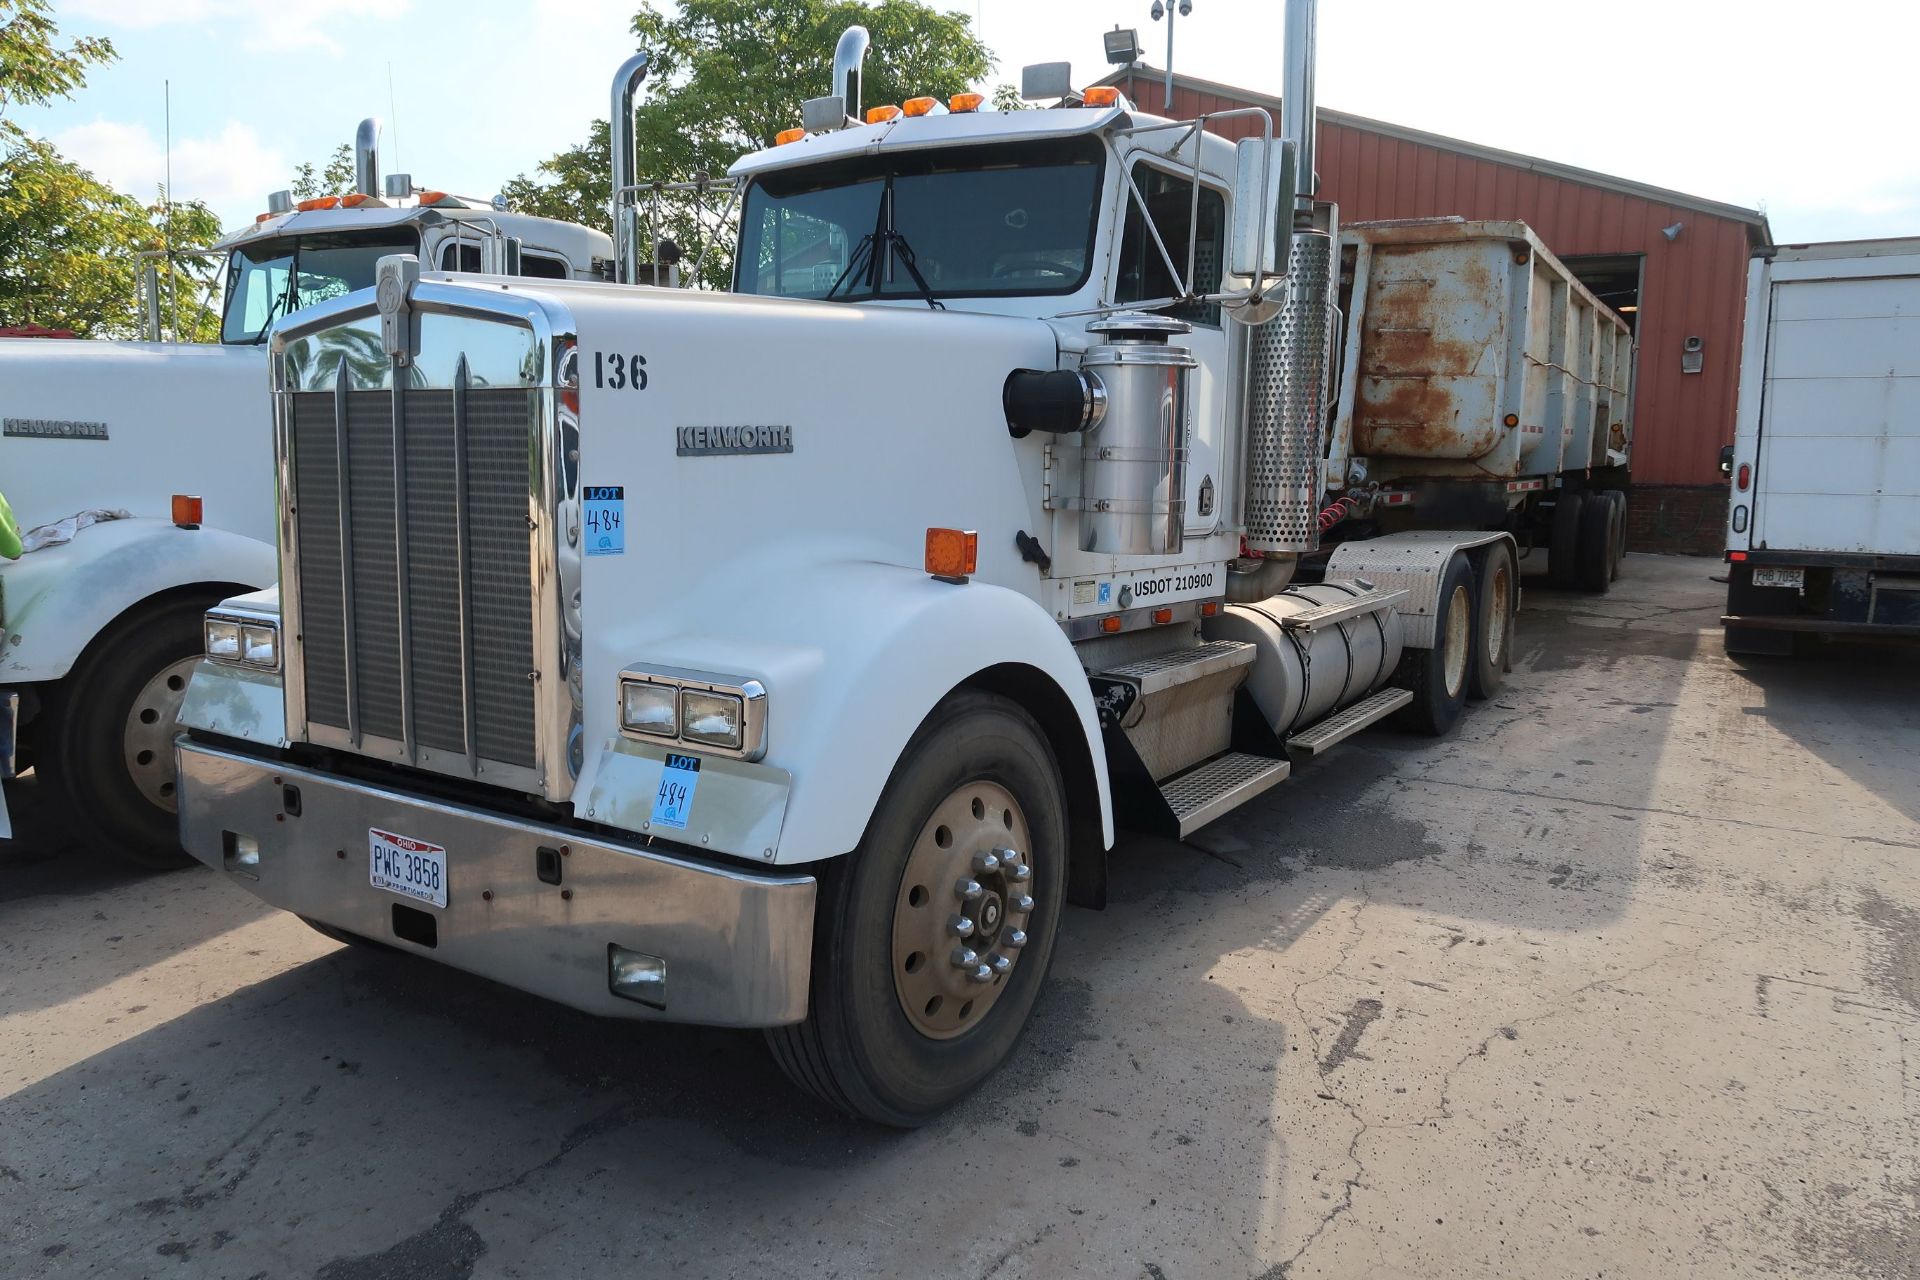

123,655,200,813
892,780,1035,1039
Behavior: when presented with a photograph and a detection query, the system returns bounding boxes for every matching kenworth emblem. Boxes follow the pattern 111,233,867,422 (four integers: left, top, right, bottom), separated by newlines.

675,424,793,456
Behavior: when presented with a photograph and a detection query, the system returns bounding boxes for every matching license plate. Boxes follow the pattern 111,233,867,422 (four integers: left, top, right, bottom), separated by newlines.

1752,566,1804,589
369,827,447,908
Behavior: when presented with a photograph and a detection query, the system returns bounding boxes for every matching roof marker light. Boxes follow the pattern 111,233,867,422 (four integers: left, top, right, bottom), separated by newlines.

775,126,805,145
1082,86,1120,107
949,92,984,113
866,104,902,124
902,96,938,117
295,196,341,211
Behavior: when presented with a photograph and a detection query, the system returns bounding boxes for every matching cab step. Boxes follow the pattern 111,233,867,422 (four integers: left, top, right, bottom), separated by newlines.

1097,639,1254,695
1285,686,1414,757
1158,751,1291,838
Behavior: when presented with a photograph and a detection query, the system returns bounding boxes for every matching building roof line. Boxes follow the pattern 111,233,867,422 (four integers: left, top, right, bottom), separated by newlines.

1104,65,1773,245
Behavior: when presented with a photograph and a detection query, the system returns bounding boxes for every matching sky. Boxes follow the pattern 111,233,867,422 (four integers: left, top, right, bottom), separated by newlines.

13,0,1917,244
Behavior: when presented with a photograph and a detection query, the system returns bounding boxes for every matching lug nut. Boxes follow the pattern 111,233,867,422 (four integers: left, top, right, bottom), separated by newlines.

968,964,994,984
1007,861,1031,883
955,878,984,900
972,851,1000,873
949,914,975,938
990,954,1012,976
952,946,979,969
1005,929,1027,949
1013,894,1035,913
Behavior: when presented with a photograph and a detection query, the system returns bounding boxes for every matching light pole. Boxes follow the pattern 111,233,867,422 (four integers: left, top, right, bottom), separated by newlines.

1149,0,1193,113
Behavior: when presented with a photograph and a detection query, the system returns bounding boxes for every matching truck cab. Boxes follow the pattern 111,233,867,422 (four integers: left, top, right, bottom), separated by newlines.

174,9,1596,1125
0,124,611,858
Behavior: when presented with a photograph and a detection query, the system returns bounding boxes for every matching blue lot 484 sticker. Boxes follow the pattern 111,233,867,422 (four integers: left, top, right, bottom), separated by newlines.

652,753,701,830
583,486,624,556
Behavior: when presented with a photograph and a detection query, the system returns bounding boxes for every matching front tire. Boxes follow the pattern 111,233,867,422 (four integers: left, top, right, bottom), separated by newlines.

766,690,1067,1127
42,595,219,869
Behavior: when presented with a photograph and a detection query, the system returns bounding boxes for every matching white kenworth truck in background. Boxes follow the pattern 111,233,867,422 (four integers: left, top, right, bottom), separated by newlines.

0,120,611,857
174,5,1633,1124
1721,236,1920,653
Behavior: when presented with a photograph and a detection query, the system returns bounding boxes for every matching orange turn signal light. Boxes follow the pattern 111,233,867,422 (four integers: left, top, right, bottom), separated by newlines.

1199,601,1219,618
295,196,341,211
949,92,984,113
1150,608,1173,625
172,494,203,528
866,105,902,124
925,528,978,580
775,126,806,146
1082,86,1120,107
902,96,938,117
1100,616,1123,633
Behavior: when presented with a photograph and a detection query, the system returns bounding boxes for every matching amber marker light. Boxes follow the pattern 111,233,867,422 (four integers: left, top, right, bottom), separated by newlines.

866,105,902,124
1082,86,1120,107
172,495,203,529
1100,616,1123,633
949,92,984,113
902,96,938,117
295,196,341,211
775,127,805,145
1151,608,1173,625
925,528,978,582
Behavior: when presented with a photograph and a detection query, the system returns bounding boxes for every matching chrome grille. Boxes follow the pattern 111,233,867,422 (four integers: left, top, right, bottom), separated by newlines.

288,381,539,772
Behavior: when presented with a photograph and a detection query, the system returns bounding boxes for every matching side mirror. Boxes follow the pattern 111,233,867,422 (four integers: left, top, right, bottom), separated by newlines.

1718,444,1735,476
1229,137,1297,280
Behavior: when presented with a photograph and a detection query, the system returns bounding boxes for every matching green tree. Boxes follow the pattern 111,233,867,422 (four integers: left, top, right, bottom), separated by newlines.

291,143,356,200
0,141,222,338
502,0,993,287
0,0,115,143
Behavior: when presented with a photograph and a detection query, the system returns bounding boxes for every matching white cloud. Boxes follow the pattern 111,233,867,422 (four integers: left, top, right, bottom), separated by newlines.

61,0,407,54
53,116,289,232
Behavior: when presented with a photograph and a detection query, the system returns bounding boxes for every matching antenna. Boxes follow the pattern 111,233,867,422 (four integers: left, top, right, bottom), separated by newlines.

387,61,400,176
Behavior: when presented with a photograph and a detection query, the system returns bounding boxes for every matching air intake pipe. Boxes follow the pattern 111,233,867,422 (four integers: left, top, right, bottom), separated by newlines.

354,118,381,197
610,50,654,285
833,26,870,122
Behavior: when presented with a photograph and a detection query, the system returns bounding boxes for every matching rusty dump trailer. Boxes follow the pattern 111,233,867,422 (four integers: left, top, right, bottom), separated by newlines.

1325,218,1634,591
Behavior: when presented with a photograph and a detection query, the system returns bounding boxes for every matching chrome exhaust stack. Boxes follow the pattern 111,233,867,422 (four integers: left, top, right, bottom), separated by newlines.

1243,0,1332,556
609,50,654,285
833,25,870,122
353,118,382,198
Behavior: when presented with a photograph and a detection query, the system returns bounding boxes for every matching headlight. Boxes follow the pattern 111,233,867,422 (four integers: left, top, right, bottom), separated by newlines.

205,618,241,661
620,679,678,738
205,612,279,670
617,666,766,760
680,688,743,751
242,624,278,669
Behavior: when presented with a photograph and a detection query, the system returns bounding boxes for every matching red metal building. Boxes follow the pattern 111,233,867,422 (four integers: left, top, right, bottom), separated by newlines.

1109,67,1773,553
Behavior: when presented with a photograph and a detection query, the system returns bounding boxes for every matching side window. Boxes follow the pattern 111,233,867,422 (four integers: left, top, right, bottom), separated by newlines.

1114,165,1228,326
440,242,484,272
519,251,570,280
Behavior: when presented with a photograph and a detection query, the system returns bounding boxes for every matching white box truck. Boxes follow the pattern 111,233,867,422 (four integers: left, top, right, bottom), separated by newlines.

1723,237,1920,653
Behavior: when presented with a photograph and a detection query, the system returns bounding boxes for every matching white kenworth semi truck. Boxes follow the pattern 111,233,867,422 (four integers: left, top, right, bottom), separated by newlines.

174,6,1626,1123
0,119,611,857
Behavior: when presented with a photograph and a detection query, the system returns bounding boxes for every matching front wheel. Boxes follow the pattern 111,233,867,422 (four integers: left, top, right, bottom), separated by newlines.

42,595,219,869
765,691,1067,1127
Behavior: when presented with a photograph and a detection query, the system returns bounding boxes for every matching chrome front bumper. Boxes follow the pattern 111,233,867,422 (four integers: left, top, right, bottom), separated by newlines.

176,739,817,1027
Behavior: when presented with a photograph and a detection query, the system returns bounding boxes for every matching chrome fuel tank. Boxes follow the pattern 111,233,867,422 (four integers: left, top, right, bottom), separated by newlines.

1204,581,1404,736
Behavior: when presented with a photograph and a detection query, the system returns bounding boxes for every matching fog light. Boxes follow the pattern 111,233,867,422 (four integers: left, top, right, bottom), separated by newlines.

205,618,241,661
608,944,667,1009
223,830,261,877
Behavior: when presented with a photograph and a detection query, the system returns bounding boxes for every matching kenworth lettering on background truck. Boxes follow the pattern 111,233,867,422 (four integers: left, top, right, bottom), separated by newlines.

175,3,1635,1124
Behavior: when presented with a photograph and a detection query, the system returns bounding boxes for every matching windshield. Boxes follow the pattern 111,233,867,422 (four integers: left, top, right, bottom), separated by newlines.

220,229,421,344
736,138,1104,302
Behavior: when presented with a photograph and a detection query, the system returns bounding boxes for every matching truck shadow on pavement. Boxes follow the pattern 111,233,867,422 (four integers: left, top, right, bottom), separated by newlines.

1,560,1755,1279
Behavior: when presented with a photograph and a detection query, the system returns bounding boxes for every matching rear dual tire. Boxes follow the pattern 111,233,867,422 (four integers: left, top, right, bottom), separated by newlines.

1398,551,1477,736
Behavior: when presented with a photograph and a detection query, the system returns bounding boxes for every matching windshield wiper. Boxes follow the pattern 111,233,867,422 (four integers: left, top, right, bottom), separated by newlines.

823,232,877,303
251,281,291,344
879,228,944,311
